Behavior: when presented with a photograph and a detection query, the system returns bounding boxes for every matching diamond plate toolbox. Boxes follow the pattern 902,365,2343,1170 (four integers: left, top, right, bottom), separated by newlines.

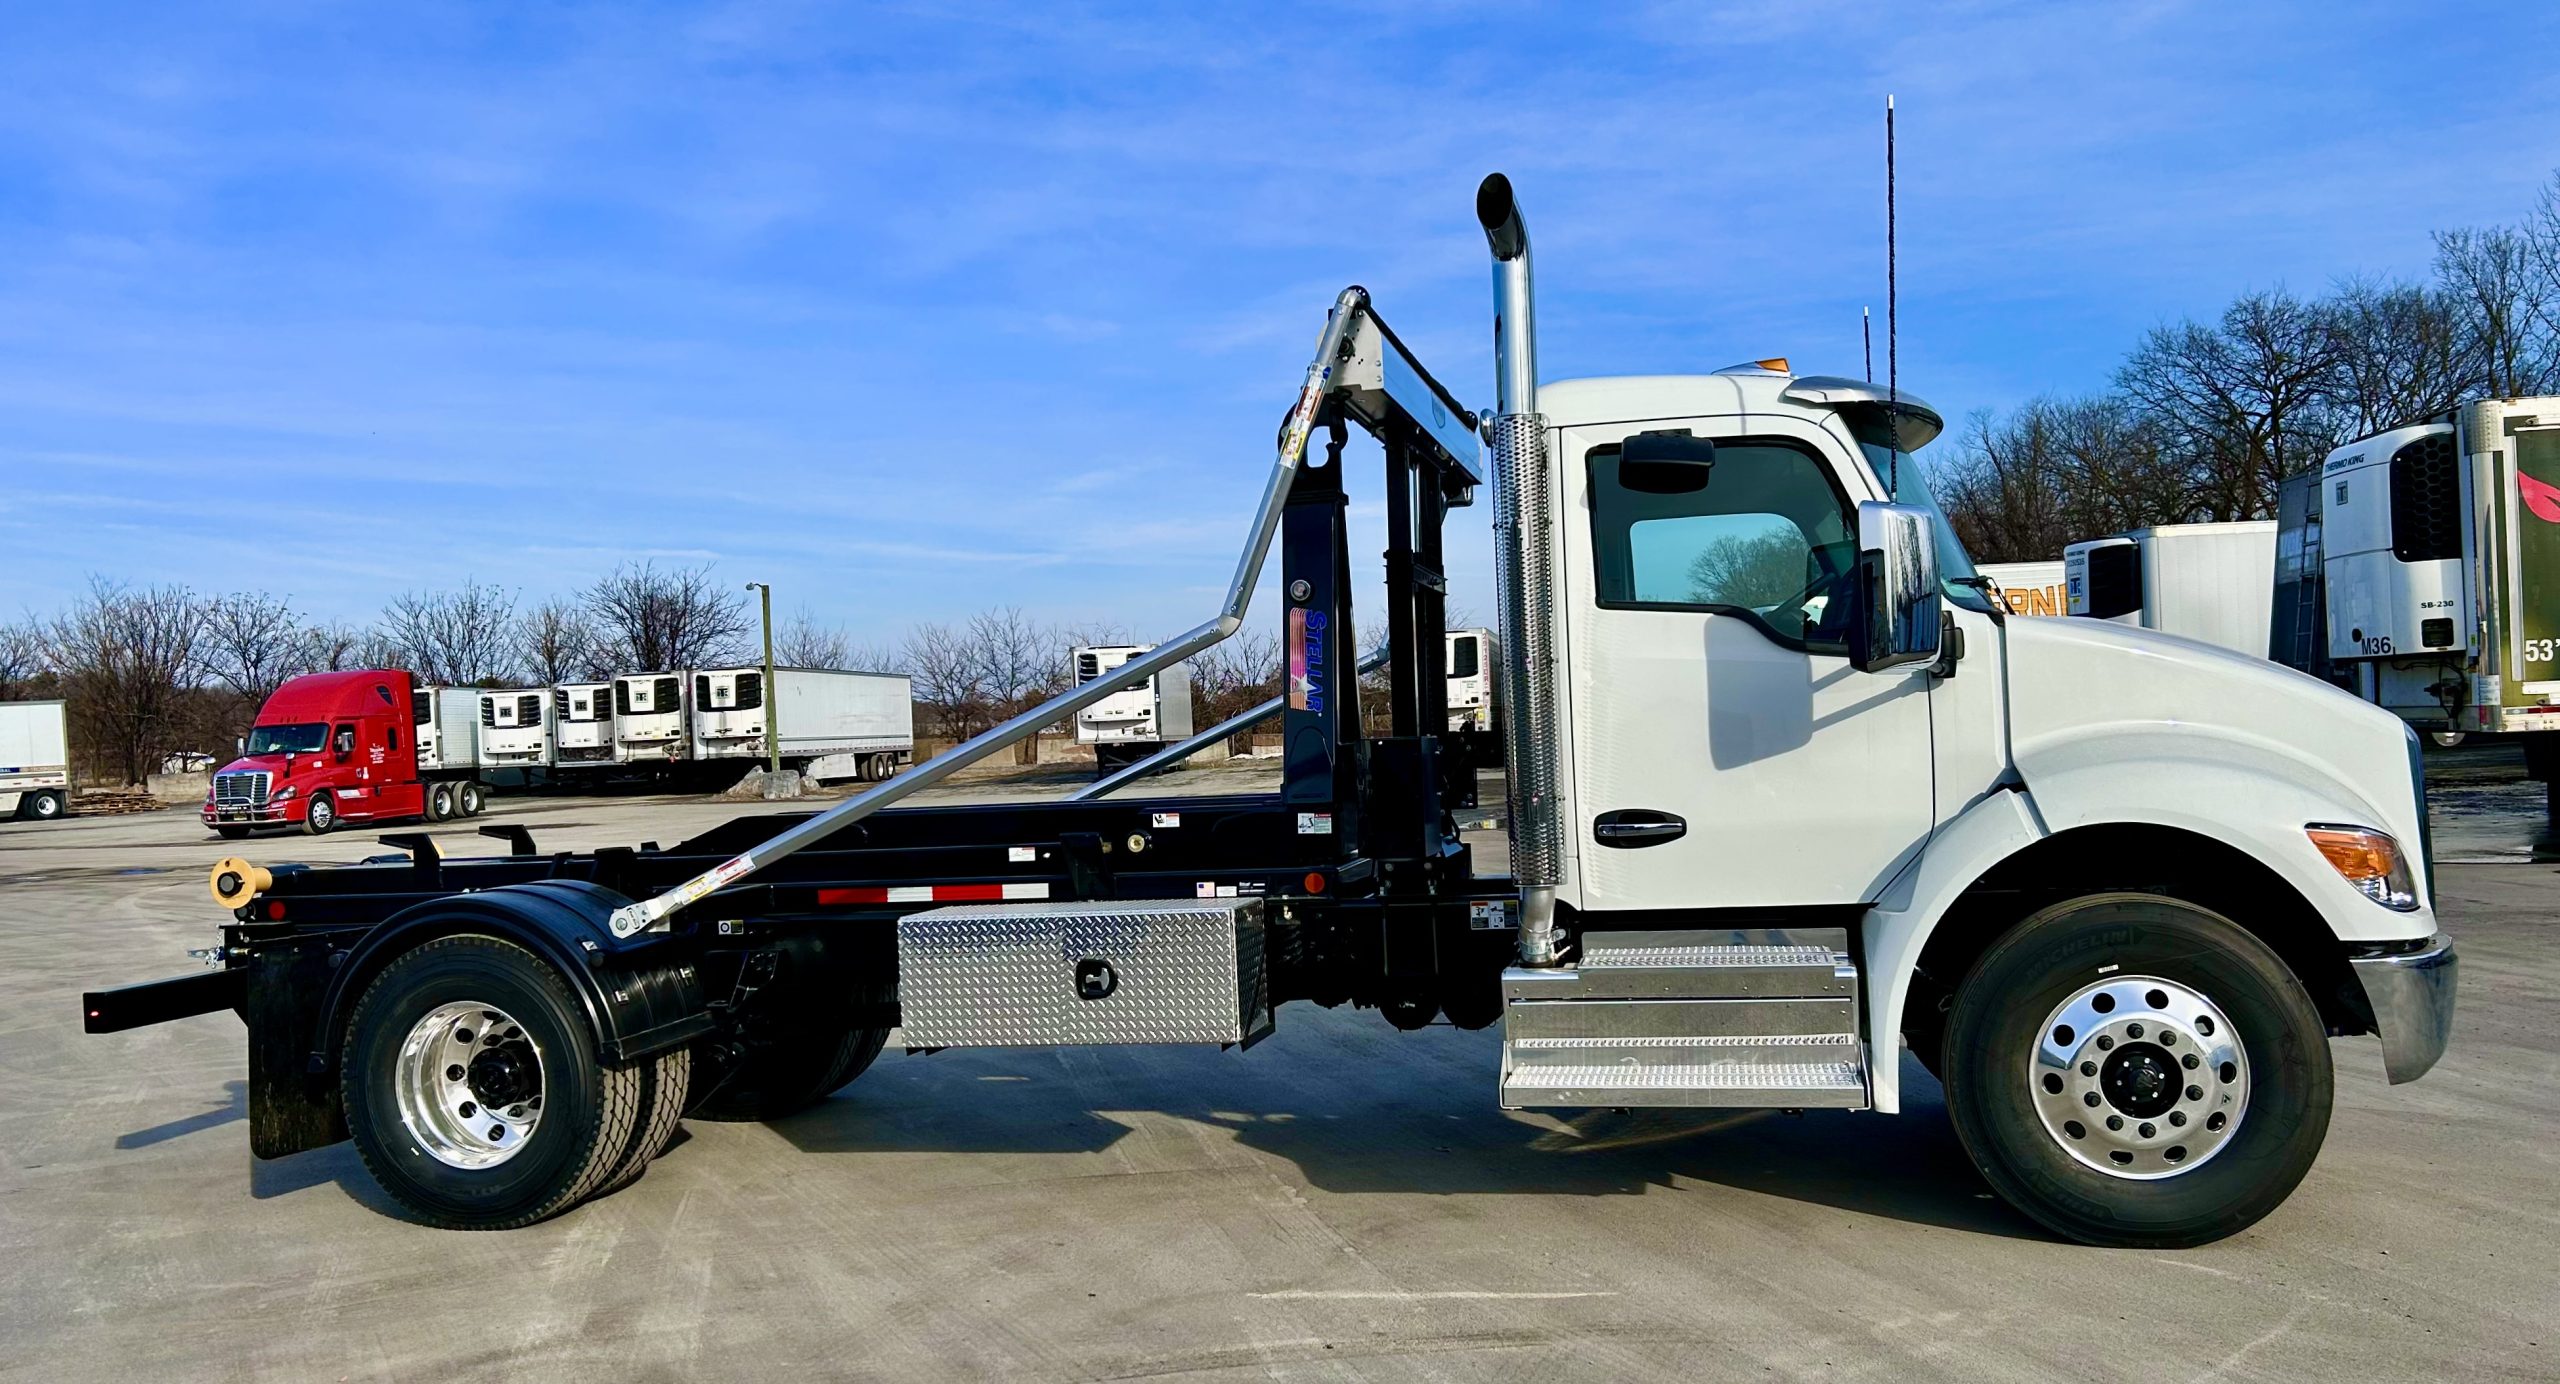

896,898,1272,1048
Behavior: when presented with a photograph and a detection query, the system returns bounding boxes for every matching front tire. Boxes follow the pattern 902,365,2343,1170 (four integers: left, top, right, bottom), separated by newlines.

303,792,337,835
341,935,648,1229
1942,893,2333,1249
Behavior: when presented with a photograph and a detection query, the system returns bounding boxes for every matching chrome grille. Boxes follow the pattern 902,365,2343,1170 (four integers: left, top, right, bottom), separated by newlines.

213,771,271,809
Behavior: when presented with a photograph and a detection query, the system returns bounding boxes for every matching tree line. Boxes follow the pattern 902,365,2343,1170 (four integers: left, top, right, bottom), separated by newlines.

1939,172,2560,563
0,561,1286,786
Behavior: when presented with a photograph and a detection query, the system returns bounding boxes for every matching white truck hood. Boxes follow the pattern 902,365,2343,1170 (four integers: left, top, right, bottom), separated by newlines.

2000,613,2431,920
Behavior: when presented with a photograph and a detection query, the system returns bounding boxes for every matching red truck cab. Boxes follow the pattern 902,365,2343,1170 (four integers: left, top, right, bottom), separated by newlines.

205,670,426,837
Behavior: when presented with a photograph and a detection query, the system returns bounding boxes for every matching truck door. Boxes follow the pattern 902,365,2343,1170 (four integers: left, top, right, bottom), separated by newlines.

1561,420,1936,910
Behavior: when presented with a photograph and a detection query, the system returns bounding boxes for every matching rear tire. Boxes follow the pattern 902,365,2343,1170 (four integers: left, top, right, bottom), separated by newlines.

24,790,66,820
593,1047,691,1199
689,1022,889,1123
1942,893,2332,1249
457,781,487,817
341,935,647,1230
427,782,456,822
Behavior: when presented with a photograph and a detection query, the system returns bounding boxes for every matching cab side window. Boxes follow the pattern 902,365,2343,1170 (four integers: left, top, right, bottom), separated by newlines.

1588,438,1857,649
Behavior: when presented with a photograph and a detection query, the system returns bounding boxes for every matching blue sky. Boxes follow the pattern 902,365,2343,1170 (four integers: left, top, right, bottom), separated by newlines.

3,1,2556,649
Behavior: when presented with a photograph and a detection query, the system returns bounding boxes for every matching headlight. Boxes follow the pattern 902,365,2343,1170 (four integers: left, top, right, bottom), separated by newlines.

272,785,298,801
2306,825,2419,911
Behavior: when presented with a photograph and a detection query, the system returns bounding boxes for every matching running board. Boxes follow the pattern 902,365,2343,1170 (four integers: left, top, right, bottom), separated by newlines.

1498,928,1870,1110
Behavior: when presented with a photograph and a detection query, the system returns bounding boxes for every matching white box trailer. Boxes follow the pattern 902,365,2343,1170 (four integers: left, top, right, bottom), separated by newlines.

0,700,71,822
1444,628,1499,732
552,682,616,765
1071,645,1195,774
477,689,555,773
1978,560,2067,617
410,687,483,777
613,672,693,765
691,667,914,782
2065,522,2276,655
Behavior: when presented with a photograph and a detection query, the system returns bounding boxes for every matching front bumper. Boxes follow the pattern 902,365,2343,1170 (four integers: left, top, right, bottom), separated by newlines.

203,805,295,826
2351,933,2457,1083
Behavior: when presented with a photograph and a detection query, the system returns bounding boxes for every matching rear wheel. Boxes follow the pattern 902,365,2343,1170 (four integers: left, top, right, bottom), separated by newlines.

457,781,487,817
23,790,66,820
1943,893,2332,1248
427,782,456,822
304,792,337,835
341,935,647,1229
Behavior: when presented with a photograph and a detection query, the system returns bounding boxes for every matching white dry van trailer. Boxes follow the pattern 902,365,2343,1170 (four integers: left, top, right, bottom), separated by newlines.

691,667,913,783
87,174,2454,1250
1070,645,1195,774
2273,400,2560,810
2065,522,2277,654
1978,560,2067,617
552,682,617,766
409,686,492,820
612,672,692,767
0,700,71,822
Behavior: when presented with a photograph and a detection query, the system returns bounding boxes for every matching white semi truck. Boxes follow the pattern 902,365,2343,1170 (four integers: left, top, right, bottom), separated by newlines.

2065,522,2277,654
1069,645,1195,774
89,175,2453,1250
691,666,913,782
0,700,71,822
2273,399,2560,809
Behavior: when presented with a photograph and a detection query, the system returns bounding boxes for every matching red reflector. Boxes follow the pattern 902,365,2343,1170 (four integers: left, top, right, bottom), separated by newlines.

938,883,1005,901
816,887,881,905
263,900,288,920
1304,872,1326,894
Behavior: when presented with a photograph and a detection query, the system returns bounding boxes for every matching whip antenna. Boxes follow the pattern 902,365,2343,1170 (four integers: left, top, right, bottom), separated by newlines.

1862,305,1873,384
1886,94,1900,494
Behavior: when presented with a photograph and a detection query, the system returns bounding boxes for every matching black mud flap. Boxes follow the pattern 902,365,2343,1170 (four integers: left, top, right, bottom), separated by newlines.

248,940,346,1160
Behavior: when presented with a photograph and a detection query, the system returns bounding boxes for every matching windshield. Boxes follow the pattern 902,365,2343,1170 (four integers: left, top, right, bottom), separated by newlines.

1862,442,1993,614
245,722,328,755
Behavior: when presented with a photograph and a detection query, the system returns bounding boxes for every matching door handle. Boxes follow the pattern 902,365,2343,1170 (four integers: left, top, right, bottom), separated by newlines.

1594,810,1686,848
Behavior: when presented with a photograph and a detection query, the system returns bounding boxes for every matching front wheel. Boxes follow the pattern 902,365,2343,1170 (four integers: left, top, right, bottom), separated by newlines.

341,935,652,1229
1942,893,2332,1248
303,792,337,835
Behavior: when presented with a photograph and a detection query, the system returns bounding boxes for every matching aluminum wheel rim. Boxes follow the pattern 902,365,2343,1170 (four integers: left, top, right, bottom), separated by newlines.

394,1001,545,1170
2030,975,2248,1180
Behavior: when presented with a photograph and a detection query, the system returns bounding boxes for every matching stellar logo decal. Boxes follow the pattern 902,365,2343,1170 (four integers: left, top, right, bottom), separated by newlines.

1289,607,1327,712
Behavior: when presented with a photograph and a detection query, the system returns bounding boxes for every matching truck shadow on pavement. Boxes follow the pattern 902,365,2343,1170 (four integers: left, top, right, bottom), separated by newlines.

769,1018,2046,1242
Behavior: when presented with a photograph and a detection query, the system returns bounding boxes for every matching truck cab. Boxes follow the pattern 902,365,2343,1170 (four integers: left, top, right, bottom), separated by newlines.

206,670,424,836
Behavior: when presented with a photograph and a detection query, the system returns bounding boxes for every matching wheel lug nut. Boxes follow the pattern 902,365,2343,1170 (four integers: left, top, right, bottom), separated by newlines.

2169,1111,2187,1127
2083,1092,2101,1108
2158,1031,2174,1046
2126,1022,2144,1039
2106,1115,2123,1131
459,1101,476,1118
2096,1035,2114,1051
488,1124,505,1141
2080,1060,2097,1077
2138,1122,2156,1138
2182,1053,2200,1070
509,1105,526,1118
2186,1084,2203,1101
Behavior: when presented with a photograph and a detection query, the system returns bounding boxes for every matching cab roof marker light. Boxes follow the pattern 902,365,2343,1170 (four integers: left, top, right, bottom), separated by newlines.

2306,825,2420,911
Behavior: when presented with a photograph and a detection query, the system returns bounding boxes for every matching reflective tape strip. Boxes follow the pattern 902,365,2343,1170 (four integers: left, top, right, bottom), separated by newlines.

816,882,1051,906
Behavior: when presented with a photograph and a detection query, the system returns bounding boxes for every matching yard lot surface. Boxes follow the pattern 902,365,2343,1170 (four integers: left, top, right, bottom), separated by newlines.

1,763,2553,1381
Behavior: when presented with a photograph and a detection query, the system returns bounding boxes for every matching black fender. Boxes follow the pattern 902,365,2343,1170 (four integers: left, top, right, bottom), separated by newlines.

249,880,712,1159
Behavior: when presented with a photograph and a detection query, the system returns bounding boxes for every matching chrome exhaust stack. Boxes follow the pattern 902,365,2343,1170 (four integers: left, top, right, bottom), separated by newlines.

1477,173,1563,967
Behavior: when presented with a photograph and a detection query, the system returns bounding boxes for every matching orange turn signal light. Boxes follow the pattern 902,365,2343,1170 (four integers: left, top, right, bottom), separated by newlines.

1755,357,1791,373
2305,826,2419,910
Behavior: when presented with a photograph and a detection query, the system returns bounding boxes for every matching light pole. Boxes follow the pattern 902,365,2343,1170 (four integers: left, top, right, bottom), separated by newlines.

746,582,778,775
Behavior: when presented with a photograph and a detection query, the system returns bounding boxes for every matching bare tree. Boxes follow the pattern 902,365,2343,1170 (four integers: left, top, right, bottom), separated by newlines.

517,598,604,684
2117,289,2347,520
776,607,852,669
585,562,749,672
200,592,315,705
301,622,398,672
380,581,520,686
2325,275,2481,436
42,579,205,784
0,620,47,698
1190,627,1281,751
2436,224,2560,399
901,620,987,740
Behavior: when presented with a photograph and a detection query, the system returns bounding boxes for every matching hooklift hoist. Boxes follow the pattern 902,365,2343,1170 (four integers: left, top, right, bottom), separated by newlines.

83,275,1519,1228
83,175,2458,1245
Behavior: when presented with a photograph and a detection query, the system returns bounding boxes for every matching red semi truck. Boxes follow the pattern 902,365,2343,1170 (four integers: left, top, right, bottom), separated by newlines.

204,670,489,837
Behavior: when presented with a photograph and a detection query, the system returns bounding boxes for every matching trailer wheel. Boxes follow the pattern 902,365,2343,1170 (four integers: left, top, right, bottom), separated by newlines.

341,934,648,1229
304,792,337,835
689,1022,889,1123
457,781,487,817
427,783,456,822
593,1047,691,1199
1942,893,2332,1249
24,790,66,820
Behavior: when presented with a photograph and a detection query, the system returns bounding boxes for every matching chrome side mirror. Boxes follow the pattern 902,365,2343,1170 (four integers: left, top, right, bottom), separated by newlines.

1849,501,1943,675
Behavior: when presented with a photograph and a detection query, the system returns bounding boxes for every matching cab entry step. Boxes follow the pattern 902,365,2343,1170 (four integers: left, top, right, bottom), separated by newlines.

1499,929,1868,1110
897,898,1272,1049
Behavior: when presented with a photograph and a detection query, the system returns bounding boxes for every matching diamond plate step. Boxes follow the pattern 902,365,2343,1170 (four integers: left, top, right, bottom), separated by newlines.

1497,928,1869,1111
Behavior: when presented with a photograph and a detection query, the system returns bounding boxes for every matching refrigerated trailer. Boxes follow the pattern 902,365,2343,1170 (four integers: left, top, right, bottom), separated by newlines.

692,667,913,783
1069,646,1194,775
87,175,2453,1249
612,672,691,765
0,700,71,822
477,689,554,776
2065,522,2277,654
2273,400,2560,809
553,682,616,765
